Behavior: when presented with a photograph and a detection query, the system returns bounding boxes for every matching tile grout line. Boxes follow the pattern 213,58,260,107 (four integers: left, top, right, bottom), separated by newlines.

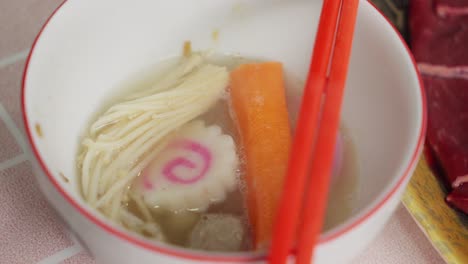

0,103,30,157
64,229,85,250
1,48,87,264
36,244,83,264
0,153,28,171
0,97,87,263
0,49,30,68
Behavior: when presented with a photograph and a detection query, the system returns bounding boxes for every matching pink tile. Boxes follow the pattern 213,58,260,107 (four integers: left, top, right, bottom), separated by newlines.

0,118,22,162
61,251,95,264
0,161,72,264
0,0,64,58
352,205,445,264
0,60,25,134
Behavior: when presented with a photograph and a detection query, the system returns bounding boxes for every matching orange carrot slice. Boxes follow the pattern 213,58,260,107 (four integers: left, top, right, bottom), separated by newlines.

230,62,292,249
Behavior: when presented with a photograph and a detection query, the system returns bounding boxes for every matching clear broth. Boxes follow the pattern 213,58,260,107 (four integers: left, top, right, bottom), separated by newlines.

80,54,359,252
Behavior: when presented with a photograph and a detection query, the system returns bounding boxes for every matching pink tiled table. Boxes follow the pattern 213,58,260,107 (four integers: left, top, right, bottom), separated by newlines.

0,1,445,263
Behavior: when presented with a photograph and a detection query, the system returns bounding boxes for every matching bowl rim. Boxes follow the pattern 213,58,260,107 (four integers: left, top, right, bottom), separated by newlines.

21,0,427,262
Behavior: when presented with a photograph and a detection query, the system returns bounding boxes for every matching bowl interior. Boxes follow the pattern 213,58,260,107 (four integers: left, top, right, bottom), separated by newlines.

23,0,422,247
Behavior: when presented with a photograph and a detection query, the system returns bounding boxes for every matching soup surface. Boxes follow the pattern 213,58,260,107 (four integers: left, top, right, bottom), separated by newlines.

77,53,359,252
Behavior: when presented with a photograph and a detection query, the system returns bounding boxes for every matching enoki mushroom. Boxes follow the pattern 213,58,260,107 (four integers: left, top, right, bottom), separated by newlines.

77,54,228,237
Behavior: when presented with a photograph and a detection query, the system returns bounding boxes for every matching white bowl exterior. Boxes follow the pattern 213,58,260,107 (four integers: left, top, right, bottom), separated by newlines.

33,158,417,264
23,0,424,263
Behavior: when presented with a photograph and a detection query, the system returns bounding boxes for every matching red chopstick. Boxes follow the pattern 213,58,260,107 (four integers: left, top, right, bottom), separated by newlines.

269,0,359,263
269,0,342,262
295,0,359,263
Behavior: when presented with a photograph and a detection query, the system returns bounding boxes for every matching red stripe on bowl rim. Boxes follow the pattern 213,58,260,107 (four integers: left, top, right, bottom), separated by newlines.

21,0,427,262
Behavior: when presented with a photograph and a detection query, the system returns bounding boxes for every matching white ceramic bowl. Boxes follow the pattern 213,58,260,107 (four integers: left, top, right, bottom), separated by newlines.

21,0,426,263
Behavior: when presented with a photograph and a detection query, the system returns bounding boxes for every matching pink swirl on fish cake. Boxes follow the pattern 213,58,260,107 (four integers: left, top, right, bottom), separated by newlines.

141,140,212,190
162,140,212,184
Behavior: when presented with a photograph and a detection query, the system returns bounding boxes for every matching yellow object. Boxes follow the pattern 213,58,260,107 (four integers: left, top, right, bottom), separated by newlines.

403,157,468,264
